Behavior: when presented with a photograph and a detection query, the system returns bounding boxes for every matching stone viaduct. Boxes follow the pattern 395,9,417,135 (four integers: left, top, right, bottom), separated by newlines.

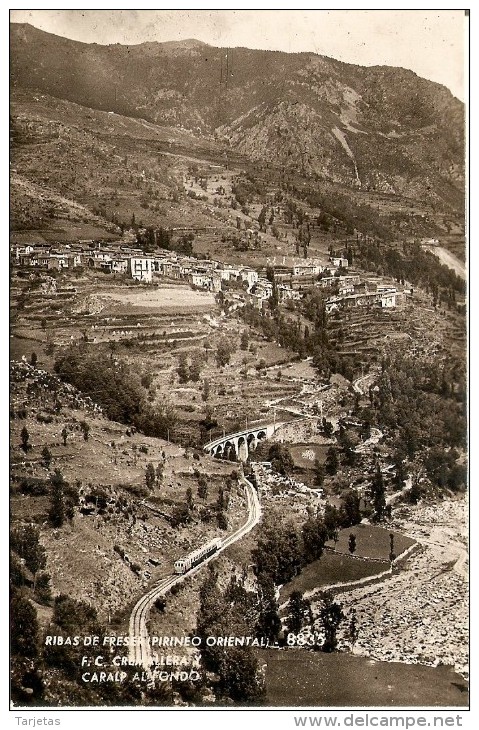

203,416,316,462
204,422,280,462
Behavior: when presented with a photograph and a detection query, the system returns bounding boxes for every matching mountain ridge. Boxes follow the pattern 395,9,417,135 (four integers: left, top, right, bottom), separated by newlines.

10,22,465,212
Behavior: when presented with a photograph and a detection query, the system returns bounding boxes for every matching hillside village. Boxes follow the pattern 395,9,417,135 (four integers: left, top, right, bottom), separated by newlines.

11,239,402,314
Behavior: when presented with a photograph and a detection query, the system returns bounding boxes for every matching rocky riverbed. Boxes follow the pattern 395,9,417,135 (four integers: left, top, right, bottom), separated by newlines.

328,497,468,679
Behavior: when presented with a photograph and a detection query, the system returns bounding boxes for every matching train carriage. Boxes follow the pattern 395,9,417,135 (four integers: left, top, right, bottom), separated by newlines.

174,537,222,574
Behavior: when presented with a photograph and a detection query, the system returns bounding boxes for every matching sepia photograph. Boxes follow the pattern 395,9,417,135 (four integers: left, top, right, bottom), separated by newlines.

8,7,468,713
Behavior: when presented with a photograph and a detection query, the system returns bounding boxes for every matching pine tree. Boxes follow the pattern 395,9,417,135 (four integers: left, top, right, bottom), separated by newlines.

197,475,208,500
341,490,361,527
10,524,47,576
256,573,281,642
216,511,227,530
323,503,341,540
35,571,52,604
348,533,357,554
177,352,189,383
314,459,325,487
202,378,210,401
347,608,359,647
319,592,344,652
371,462,386,521
302,515,328,563
389,533,396,562
325,446,339,475
216,338,233,367
217,486,225,511
217,647,265,702
10,589,39,658
145,463,156,491
189,359,202,382
240,331,249,350
49,470,66,527
20,426,30,453
41,446,52,468
80,421,90,441
156,462,164,485
286,590,310,635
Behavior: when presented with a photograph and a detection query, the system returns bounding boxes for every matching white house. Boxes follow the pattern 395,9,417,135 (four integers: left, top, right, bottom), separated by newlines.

239,268,259,288
255,279,273,299
380,291,397,308
331,257,349,269
111,257,129,274
13,244,34,260
128,257,154,282
293,263,322,276
190,272,211,289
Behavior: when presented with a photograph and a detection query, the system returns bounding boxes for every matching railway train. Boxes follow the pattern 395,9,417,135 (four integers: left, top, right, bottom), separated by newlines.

174,538,222,574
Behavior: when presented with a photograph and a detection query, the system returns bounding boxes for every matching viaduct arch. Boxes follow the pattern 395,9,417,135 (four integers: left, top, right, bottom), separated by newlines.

204,417,317,462
204,423,277,462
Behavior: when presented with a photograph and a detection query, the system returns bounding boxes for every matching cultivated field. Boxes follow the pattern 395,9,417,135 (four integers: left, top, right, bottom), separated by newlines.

325,524,416,560
102,285,216,310
279,552,389,604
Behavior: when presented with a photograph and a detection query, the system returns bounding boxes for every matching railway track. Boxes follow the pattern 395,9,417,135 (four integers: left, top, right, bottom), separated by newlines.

128,475,261,669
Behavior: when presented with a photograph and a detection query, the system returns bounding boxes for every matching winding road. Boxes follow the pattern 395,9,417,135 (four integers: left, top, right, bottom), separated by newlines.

353,371,378,396
128,475,261,669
